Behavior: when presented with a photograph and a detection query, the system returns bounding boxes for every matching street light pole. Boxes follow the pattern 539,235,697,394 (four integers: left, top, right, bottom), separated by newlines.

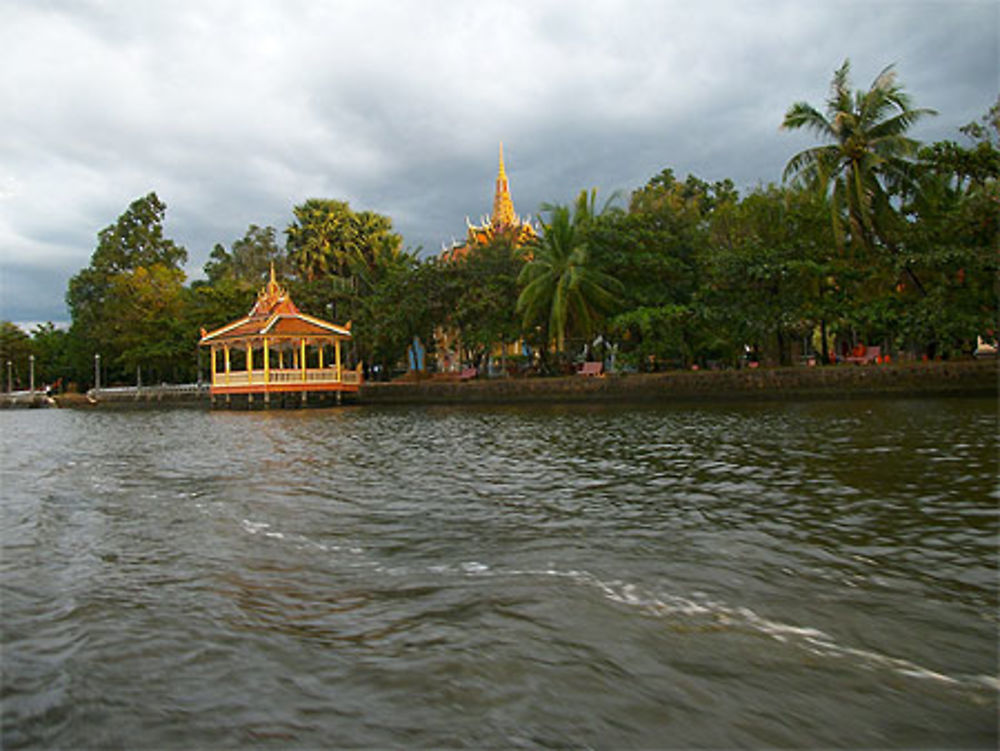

94,354,101,391
6,360,10,393
29,355,35,395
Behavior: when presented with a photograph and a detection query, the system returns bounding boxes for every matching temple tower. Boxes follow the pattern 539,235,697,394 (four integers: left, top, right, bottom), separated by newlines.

440,142,536,262
492,142,517,228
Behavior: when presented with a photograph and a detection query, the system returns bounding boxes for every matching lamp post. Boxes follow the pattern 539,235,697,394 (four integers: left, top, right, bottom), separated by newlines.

6,360,10,393
29,355,35,395
94,354,101,391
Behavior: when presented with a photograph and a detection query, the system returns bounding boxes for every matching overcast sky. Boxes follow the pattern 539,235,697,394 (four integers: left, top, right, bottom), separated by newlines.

1,0,997,326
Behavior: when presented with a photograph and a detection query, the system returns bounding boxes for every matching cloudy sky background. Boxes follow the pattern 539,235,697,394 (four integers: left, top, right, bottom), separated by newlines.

1,0,997,325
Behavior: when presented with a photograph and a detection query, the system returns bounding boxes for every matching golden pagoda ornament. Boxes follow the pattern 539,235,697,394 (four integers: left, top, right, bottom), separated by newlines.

442,142,537,261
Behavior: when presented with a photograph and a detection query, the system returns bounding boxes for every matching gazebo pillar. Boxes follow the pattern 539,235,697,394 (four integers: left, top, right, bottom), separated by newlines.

246,340,254,406
335,338,342,381
300,338,308,405
263,338,271,406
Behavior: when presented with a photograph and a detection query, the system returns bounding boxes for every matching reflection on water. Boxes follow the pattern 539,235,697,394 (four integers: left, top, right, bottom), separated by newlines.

1,399,997,748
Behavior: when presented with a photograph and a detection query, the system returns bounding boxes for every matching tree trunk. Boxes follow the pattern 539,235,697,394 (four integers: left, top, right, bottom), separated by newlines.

776,328,790,367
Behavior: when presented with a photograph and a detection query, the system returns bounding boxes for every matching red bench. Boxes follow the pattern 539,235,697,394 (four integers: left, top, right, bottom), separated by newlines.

577,361,604,376
845,345,881,365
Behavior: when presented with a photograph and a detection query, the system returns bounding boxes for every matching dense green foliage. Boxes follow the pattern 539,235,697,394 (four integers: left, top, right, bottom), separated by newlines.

63,192,192,386
6,67,997,389
518,190,623,354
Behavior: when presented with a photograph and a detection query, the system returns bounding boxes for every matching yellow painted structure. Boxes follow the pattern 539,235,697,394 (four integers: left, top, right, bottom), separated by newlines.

199,266,361,398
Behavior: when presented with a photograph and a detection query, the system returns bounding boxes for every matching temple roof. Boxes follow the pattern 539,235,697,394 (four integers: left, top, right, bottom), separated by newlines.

199,266,352,343
441,143,536,262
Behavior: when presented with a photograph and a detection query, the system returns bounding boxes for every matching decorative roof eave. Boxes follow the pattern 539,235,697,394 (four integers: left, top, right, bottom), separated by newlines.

260,313,352,337
200,315,351,344
200,316,254,342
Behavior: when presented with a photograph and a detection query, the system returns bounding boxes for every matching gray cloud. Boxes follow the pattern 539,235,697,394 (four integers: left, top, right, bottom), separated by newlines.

1,0,996,325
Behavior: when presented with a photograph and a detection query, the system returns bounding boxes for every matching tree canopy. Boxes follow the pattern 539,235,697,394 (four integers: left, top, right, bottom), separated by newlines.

13,67,997,390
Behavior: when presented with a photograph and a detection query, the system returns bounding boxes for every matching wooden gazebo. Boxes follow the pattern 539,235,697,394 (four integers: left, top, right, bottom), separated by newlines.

199,267,361,405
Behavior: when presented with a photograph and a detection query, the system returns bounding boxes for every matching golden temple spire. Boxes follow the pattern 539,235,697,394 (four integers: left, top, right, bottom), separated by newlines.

492,141,516,228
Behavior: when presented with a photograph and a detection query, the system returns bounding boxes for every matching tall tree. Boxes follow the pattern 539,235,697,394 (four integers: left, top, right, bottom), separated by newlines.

29,323,72,387
517,191,621,354
895,101,1000,356
192,225,290,334
65,193,189,385
204,224,286,286
702,184,835,366
447,236,526,367
596,171,737,368
285,199,351,281
782,60,935,257
0,322,32,390
351,249,438,377
88,192,187,273
285,199,402,282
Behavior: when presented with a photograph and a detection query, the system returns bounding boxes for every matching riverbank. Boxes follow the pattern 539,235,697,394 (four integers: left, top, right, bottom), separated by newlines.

0,393,57,409
360,360,997,405
37,359,996,409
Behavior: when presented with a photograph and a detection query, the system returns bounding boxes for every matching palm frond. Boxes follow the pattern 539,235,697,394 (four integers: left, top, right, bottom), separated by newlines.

870,63,897,93
783,145,838,185
782,102,832,137
828,60,854,118
867,108,937,142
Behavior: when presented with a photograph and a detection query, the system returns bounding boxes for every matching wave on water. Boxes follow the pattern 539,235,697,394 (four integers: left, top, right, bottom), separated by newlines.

235,514,997,698
498,565,1000,696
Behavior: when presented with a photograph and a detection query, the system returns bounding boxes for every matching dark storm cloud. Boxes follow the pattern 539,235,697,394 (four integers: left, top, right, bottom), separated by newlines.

0,0,996,325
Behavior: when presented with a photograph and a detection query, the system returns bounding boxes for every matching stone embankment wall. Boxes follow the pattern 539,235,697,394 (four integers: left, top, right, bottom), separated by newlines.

42,360,996,408
0,394,57,409
52,388,208,409
359,360,997,405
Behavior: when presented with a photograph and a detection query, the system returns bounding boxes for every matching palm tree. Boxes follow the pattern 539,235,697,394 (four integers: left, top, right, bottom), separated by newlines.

286,199,365,281
517,191,621,354
782,60,936,257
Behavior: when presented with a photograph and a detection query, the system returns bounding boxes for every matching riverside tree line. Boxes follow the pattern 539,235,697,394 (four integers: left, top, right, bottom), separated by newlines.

2,62,997,390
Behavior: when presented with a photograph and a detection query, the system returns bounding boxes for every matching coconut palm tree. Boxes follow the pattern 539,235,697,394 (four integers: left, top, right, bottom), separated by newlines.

516,191,621,354
782,60,936,256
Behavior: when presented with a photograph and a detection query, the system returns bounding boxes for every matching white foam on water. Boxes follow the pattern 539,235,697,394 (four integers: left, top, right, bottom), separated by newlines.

479,563,998,696
225,528,997,698
974,675,1000,691
241,520,270,535
239,518,367,561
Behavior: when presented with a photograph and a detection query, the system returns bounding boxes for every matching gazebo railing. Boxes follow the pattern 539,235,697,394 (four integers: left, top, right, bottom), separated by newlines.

214,367,360,387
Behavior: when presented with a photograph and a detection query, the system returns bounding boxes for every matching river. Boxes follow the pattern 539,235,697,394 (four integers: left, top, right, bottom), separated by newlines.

1,398,997,748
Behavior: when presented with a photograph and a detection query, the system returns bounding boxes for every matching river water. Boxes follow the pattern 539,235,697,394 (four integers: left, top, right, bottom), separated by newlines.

1,398,997,748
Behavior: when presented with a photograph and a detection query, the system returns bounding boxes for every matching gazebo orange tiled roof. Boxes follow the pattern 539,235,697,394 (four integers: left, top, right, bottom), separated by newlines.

199,266,361,403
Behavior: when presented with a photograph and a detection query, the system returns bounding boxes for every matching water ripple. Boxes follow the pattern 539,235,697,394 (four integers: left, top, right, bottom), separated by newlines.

1,399,996,748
